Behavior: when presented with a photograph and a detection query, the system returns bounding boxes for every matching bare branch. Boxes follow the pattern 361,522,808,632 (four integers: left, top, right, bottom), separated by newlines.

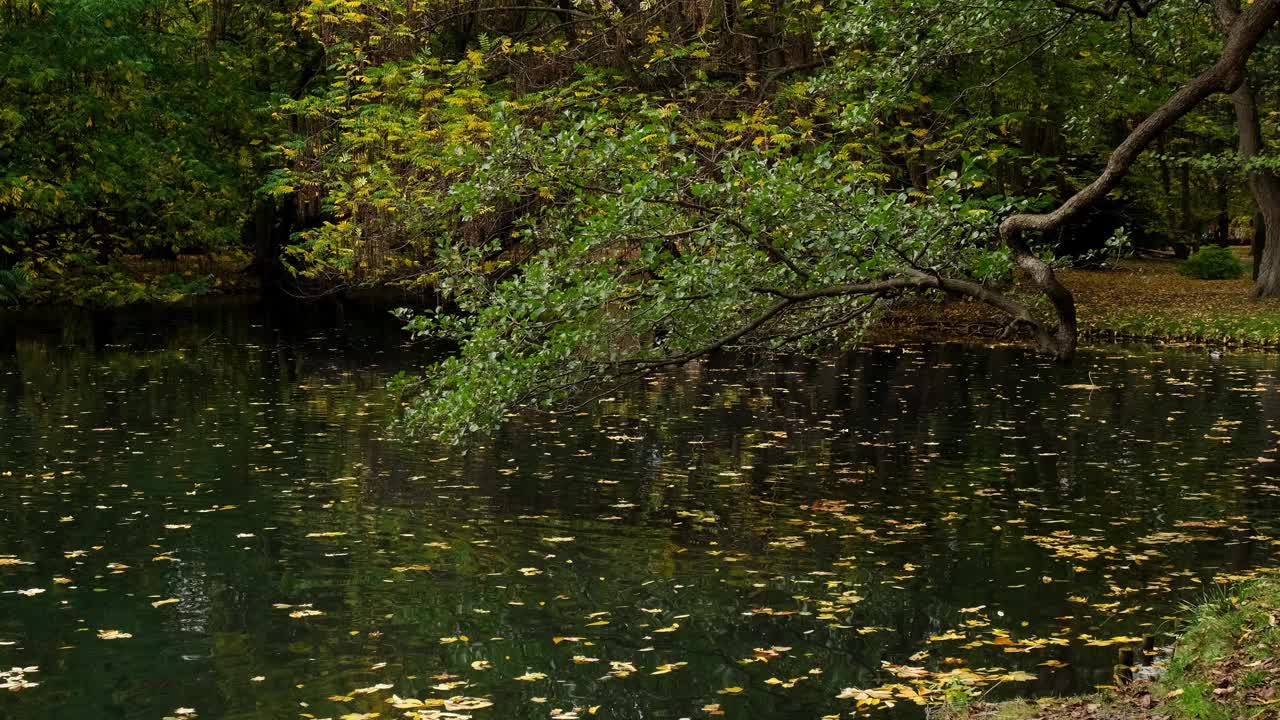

422,4,592,34
1047,0,1167,20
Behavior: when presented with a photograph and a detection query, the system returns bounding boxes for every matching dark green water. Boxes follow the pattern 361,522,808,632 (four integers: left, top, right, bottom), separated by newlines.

2,300,1280,720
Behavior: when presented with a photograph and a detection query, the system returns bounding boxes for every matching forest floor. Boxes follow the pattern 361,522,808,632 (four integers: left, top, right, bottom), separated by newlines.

877,248,1280,349
949,576,1280,720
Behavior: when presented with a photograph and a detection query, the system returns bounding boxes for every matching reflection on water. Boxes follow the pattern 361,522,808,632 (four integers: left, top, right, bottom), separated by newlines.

1,299,1279,719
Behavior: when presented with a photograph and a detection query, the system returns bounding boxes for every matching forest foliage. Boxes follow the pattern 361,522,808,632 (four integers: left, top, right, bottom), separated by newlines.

2,0,1280,435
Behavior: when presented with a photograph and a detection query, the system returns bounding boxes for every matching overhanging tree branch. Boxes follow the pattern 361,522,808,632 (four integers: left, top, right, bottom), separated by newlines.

461,0,1280,394
617,0,1280,369
997,0,1280,359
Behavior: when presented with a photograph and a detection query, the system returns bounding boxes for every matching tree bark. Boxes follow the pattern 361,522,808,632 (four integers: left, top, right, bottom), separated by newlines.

1254,211,1266,280
1216,174,1230,246
1232,78,1280,297
1215,1,1280,297
1157,133,1172,226
249,197,287,293
1179,160,1193,255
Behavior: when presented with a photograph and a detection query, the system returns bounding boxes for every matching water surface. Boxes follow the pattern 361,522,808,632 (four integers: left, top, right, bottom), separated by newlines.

2,300,1280,719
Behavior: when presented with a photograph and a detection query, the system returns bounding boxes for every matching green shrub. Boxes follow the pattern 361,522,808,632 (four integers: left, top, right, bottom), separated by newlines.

1179,246,1245,280
0,266,32,305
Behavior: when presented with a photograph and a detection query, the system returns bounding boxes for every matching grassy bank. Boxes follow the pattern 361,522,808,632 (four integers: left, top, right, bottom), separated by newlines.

956,575,1280,720
878,250,1280,349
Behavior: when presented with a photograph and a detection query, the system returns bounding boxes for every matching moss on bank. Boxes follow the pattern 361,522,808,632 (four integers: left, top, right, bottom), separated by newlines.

953,575,1280,720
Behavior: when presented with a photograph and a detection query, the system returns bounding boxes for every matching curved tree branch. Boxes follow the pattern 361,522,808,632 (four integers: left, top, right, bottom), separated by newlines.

493,1,1280,377
998,0,1280,359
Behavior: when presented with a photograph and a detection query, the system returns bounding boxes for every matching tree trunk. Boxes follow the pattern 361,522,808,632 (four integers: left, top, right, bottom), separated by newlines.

1215,1,1280,297
1253,212,1266,280
1216,174,1230,247
997,0,1280,359
1179,161,1194,255
1253,193,1280,297
250,198,287,293
1231,75,1280,297
1157,134,1172,227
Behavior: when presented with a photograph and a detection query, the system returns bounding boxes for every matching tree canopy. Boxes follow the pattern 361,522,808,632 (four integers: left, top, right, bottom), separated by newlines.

3,0,1280,437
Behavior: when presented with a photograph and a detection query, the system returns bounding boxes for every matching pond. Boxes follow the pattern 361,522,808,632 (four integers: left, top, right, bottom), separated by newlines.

2,299,1280,720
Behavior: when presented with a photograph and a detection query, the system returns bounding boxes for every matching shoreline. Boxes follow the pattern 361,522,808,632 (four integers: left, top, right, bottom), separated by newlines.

13,253,1280,353
950,576,1280,720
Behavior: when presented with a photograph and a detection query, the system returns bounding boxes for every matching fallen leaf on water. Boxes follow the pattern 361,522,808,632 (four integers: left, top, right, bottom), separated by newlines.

432,681,467,691
390,565,432,573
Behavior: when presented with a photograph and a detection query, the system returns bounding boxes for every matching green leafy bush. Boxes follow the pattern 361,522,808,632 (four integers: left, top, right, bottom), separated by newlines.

1179,246,1245,280
0,266,32,304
